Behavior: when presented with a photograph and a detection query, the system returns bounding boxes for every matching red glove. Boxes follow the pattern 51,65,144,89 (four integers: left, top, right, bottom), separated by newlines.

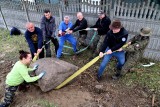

58,32,66,37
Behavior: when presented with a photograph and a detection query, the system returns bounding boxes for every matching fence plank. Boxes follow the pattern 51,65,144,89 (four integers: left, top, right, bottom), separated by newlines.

147,1,155,20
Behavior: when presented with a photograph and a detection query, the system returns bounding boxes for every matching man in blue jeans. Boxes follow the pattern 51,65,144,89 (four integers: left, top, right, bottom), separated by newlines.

57,16,77,59
97,19,128,81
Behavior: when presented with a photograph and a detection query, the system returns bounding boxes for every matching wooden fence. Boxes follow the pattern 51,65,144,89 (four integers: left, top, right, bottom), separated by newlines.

0,0,160,61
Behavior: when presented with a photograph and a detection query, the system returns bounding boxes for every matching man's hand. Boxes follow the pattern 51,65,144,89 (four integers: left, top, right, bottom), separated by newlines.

33,64,39,71
106,49,112,54
117,48,123,51
38,71,46,79
37,49,42,54
99,52,104,58
34,53,37,56
67,30,73,34
58,30,62,36
85,28,90,30
128,42,131,45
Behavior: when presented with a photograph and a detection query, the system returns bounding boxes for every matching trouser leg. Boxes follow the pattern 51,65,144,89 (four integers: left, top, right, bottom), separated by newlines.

39,46,44,58
96,35,106,53
51,37,59,55
31,43,44,59
112,51,125,79
78,34,87,46
56,36,65,58
45,37,51,57
97,48,112,77
67,35,77,52
0,85,18,107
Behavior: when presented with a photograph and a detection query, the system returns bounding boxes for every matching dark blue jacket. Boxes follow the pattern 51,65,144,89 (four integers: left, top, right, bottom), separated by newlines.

100,27,128,52
70,18,88,35
40,16,56,38
25,27,43,54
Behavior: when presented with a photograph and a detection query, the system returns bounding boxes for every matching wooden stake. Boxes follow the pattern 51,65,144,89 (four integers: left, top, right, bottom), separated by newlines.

152,94,156,107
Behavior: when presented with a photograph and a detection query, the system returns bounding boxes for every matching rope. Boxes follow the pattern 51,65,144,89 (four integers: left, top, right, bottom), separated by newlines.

55,43,129,89
62,28,97,55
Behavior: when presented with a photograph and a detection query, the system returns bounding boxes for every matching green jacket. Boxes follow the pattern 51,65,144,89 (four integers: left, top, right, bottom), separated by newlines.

121,35,150,75
6,61,40,86
124,35,149,53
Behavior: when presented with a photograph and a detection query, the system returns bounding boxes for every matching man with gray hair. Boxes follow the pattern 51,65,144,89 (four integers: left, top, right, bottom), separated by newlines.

57,16,77,59
25,22,44,59
68,12,88,46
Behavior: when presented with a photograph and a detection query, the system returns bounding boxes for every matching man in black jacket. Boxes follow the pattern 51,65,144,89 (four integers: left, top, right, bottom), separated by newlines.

68,12,88,46
90,10,111,58
97,19,128,81
40,9,59,57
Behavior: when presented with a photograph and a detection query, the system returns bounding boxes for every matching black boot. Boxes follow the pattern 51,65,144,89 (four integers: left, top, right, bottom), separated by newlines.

97,74,102,82
0,103,9,107
112,68,122,80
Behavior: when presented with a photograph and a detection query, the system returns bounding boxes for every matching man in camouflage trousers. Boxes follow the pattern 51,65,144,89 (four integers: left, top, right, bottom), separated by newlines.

113,27,152,79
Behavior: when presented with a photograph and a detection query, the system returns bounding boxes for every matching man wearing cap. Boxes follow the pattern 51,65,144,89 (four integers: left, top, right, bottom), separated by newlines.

118,27,151,78
40,9,59,57
67,12,88,46
97,19,128,81
89,10,111,59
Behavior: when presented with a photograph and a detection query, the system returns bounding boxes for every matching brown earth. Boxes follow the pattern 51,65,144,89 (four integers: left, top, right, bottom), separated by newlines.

0,55,159,107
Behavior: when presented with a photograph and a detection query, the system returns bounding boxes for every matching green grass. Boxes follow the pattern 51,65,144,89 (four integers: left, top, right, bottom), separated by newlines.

122,60,160,94
0,29,29,61
37,100,57,107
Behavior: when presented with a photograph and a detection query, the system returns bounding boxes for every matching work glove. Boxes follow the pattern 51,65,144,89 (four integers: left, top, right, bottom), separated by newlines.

38,71,46,79
33,64,39,71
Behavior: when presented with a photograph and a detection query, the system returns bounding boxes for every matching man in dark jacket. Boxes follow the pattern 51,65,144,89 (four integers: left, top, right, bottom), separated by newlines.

40,9,59,57
90,10,111,58
68,12,88,46
25,22,44,59
97,19,128,81
119,27,151,78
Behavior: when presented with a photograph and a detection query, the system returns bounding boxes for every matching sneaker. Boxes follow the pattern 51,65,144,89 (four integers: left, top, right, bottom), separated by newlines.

97,74,102,82
112,74,121,80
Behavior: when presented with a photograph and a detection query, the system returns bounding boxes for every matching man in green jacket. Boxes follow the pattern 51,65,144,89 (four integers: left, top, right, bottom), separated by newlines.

0,50,45,107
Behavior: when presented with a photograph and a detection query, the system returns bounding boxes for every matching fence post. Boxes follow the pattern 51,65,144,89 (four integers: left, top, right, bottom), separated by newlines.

22,0,30,22
110,9,114,19
59,1,63,21
0,6,8,30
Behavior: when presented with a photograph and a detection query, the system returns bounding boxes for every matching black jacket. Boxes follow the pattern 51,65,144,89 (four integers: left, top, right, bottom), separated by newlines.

91,16,111,35
40,16,56,38
100,27,128,52
70,18,88,35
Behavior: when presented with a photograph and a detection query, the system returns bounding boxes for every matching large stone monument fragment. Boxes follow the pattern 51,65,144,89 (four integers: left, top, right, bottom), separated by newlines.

31,58,78,92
